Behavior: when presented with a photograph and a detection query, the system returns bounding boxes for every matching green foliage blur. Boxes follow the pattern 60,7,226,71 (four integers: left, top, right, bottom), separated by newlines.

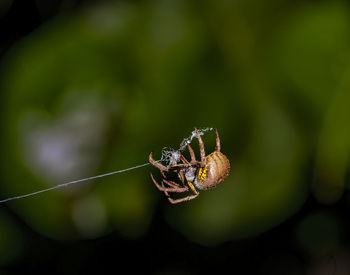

1,0,350,269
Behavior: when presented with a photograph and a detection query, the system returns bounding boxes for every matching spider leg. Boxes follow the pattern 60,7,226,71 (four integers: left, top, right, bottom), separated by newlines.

180,154,190,165
163,179,184,189
215,128,221,152
158,172,174,201
167,192,199,204
160,170,183,189
195,128,206,167
164,170,200,204
150,173,188,192
187,143,197,165
149,152,169,171
159,171,191,203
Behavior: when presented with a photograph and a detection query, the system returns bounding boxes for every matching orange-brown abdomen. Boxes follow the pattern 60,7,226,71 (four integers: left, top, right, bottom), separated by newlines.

195,151,230,190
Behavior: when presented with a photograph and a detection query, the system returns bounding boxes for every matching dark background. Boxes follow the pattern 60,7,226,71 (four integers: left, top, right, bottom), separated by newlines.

1,0,350,274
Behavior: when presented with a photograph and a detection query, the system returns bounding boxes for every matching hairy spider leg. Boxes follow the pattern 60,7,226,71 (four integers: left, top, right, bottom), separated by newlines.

160,170,183,189
158,176,182,204
163,169,199,204
165,161,198,195
195,128,206,167
161,164,199,203
159,170,198,204
150,173,188,192
215,128,221,152
166,189,199,204
187,143,197,165
160,170,191,204
149,152,169,171
149,152,190,171
180,154,190,165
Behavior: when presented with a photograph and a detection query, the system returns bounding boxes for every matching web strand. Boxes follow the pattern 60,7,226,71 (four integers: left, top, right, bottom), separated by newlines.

0,162,151,203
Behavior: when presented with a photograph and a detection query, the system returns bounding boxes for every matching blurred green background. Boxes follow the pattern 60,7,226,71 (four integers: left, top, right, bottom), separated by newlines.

1,0,350,273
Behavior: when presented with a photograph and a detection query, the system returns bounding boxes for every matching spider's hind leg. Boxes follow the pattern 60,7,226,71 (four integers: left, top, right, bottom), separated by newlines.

215,128,221,152
166,192,199,204
195,128,206,167
180,154,190,165
150,173,188,192
160,170,183,189
187,143,197,165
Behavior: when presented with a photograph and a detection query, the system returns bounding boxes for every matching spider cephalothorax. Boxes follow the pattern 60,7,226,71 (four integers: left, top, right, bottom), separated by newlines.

149,128,230,204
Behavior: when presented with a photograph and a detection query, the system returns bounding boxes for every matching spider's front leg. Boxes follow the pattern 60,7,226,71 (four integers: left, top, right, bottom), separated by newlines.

149,152,169,171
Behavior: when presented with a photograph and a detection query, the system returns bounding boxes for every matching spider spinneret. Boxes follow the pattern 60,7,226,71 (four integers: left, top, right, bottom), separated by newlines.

149,128,230,204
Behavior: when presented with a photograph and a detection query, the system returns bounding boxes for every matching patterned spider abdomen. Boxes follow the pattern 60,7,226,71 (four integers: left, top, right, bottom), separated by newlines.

195,151,230,190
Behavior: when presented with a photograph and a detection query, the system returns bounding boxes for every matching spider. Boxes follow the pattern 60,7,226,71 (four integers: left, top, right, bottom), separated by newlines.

149,128,230,204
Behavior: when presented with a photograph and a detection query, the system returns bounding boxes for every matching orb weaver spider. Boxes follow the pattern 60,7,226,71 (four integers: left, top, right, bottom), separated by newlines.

149,128,230,204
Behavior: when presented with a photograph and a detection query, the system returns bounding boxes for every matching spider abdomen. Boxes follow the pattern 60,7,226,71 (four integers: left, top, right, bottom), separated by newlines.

195,151,230,190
